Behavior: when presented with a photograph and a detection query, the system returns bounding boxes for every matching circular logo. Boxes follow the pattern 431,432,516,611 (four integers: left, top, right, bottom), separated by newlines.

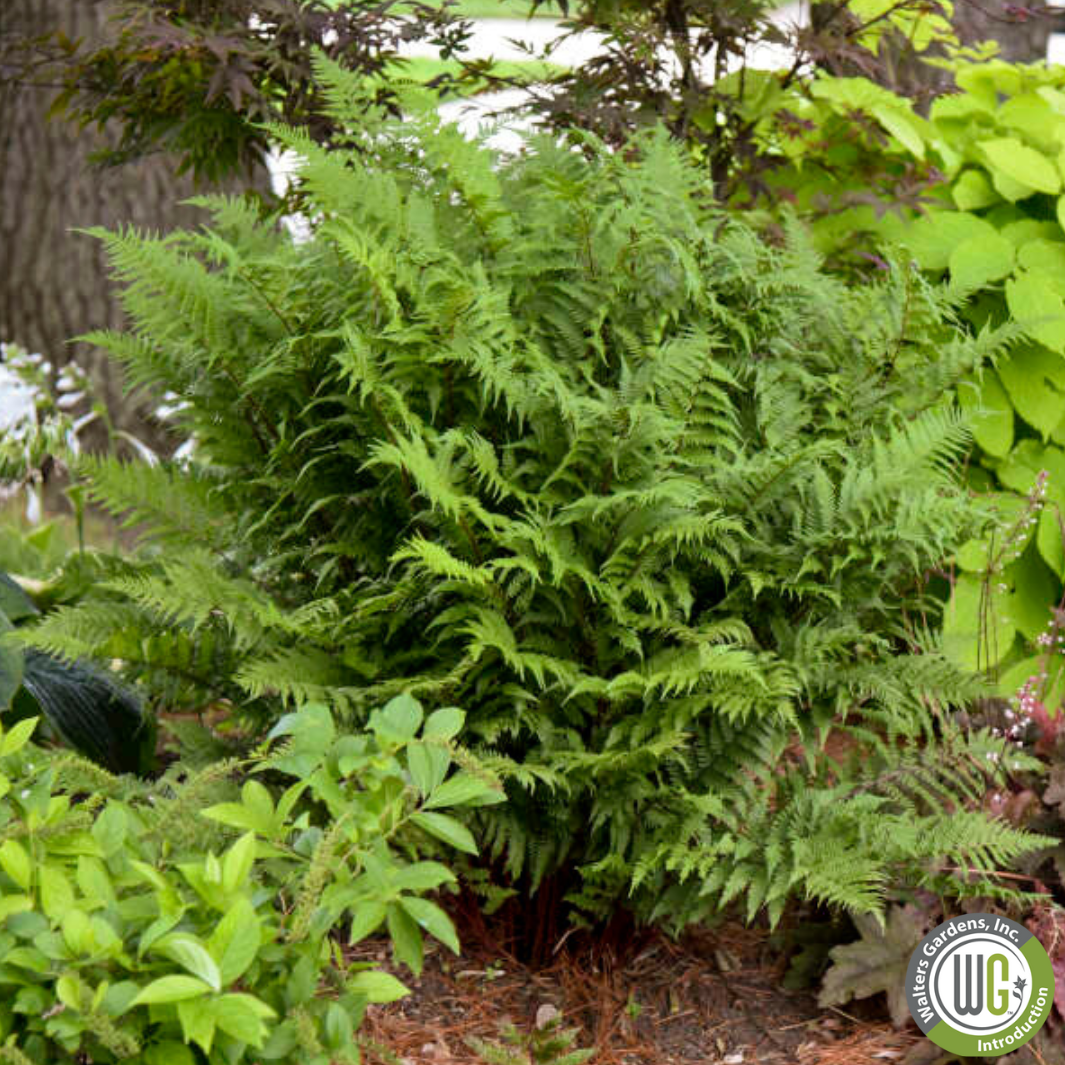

906,913,1056,1057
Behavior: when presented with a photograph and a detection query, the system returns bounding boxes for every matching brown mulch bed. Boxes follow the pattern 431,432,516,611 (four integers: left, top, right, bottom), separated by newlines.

354,916,919,1065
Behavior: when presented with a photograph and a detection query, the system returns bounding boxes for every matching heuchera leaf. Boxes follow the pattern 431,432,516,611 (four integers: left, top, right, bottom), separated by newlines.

819,907,929,1027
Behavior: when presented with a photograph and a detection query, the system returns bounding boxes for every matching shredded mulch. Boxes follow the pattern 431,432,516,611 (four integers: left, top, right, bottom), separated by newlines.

354,916,920,1065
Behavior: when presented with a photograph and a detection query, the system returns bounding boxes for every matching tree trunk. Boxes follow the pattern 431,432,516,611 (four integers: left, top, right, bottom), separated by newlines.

809,1,1055,110
0,0,267,448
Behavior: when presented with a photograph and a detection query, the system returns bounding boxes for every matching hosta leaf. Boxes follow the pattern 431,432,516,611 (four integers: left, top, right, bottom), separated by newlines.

1007,274,1065,353
19,650,151,774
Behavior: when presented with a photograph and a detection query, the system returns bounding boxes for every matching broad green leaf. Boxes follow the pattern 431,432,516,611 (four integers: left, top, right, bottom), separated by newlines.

981,137,1061,195
869,104,925,157
0,573,37,623
1017,239,1065,299
1006,548,1061,641
423,706,464,740
952,169,999,211
0,636,23,712
997,343,1065,436
0,716,36,756
390,861,456,893
0,839,31,891
208,897,261,985
325,1001,354,1051
410,811,478,854
406,741,450,796
1038,505,1065,577
129,975,213,1007
957,370,1013,456
896,211,998,271
38,865,75,921
211,993,274,1046
941,572,1016,670
349,969,410,1003
144,1042,197,1065
423,771,504,809
955,539,991,573
398,896,460,953
949,232,1013,292
222,832,256,895
386,900,423,975
998,654,1065,704
371,693,423,741
1006,274,1065,353
153,933,222,992
177,998,216,1055
348,900,387,944
91,803,128,858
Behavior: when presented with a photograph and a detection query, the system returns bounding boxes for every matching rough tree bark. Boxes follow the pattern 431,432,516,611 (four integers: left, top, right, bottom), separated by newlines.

0,0,266,443
810,0,1056,107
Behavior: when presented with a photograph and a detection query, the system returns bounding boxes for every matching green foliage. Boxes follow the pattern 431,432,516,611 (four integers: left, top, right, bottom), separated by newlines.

819,905,930,1027
30,65,1048,928
0,697,495,1062
467,1014,594,1065
752,59,1065,700
0,567,152,775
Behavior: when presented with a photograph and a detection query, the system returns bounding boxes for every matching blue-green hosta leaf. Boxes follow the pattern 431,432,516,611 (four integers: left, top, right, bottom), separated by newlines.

0,573,38,623
19,650,152,774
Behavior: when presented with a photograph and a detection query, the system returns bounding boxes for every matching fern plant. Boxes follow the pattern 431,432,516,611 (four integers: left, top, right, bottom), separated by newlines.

23,58,1048,934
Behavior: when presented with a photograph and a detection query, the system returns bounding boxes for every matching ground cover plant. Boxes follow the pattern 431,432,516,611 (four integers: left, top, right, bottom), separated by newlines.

0,697,499,1063
13,59,1050,966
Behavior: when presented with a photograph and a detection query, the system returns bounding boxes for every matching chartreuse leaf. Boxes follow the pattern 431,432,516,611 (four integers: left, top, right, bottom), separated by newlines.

997,343,1065,437
1006,274,1065,353
941,572,1016,670
981,137,1062,197
998,653,1065,704
0,716,38,757
949,232,1013,292
1038,505,1065,577
957,371,1013,457
129,975,213,1007
350,970,410,1003
897,210,998,271
1018,239,1065,298
1006,547,1061,641
952,169,999,211
222,832,256,895
0,840,32,891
